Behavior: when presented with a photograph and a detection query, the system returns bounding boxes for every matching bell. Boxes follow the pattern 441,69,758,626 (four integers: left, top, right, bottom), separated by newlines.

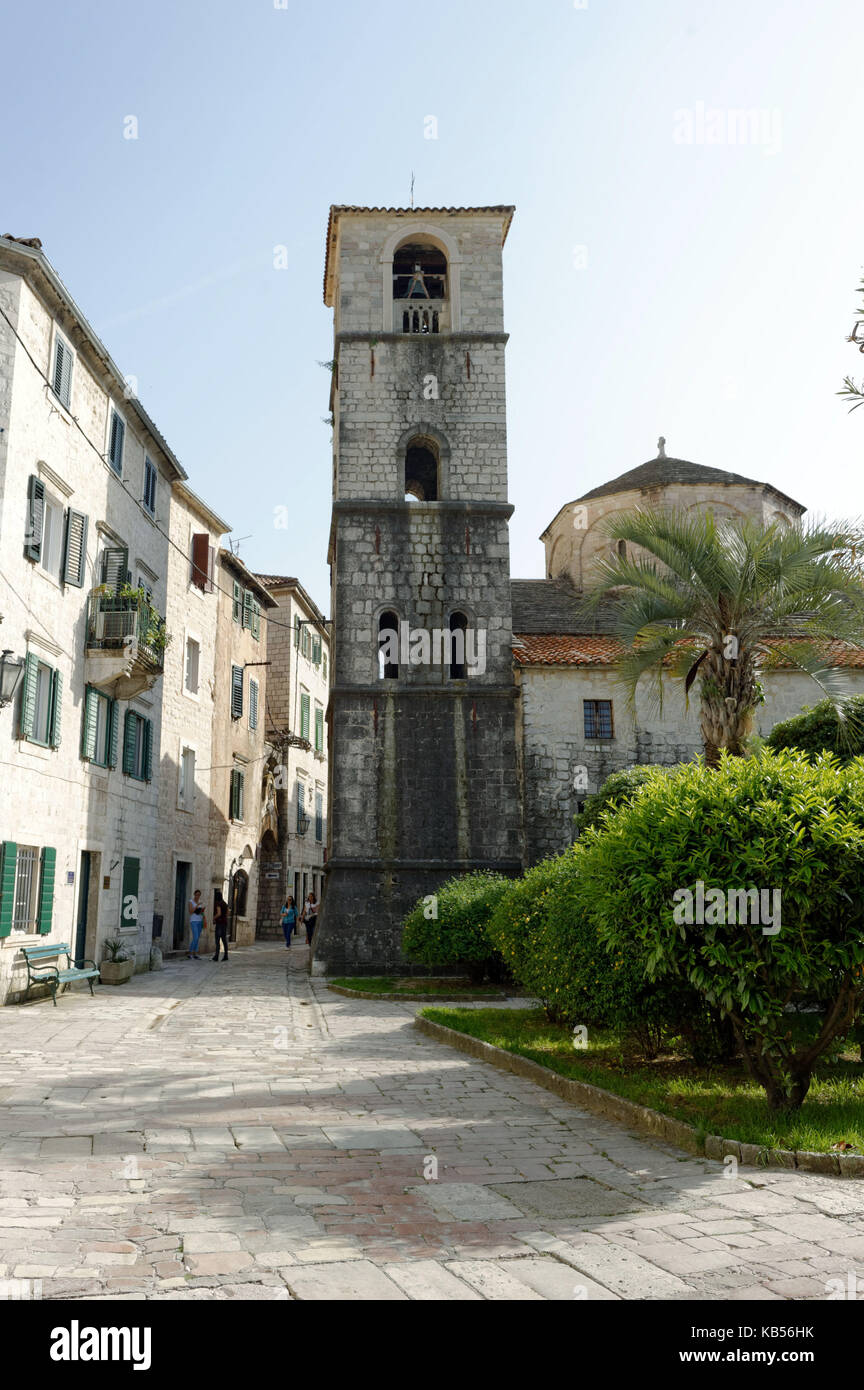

405,263,429,299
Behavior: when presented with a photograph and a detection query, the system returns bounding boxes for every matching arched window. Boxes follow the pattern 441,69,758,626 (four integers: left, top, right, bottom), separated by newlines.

378,611,399,679
405,437,439,502
393,241,448,334
448,611,468,680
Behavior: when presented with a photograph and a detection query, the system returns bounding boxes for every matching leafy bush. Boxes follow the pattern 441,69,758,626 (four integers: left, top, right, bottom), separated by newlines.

574,765,673,836
487,851,702,1059
766,695,864,764
575,750,864,1110
402,871,510,982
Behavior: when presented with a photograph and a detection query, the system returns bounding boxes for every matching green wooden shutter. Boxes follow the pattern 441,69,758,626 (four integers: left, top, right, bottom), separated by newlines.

81,686,98,761
62,509,88,587
38,847,56,935
294,617,301,648
123,710,137,774
232,580,242,623
49,670,62,748
0,842,16,939
300,693,310,742
107,699,119,768
229,769,236,819
108,411,125,472
143,718,153,781
249,679,259,730
101,546,129,591
120,857,139,929
231,665,243,720
315,706,323,752
25,476,45,561
53,337,72,407
19,653,39,741
251,599,261,640
242,589,253,630
237,771,244,821
296,780,305,831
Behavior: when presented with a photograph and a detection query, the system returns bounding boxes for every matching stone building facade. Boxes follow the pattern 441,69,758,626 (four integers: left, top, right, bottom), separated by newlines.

254,576,329,937
314,206,524,975
208,551,276,947
155,482,229,953
515,453,864,865
0,235,183,1000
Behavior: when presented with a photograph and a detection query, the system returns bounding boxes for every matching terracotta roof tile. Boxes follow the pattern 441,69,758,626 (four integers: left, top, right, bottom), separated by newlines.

513,634,864,669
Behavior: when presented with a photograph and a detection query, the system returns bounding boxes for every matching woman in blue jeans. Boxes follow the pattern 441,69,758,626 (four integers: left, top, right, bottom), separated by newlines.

280,897,298,948
188,890,206,959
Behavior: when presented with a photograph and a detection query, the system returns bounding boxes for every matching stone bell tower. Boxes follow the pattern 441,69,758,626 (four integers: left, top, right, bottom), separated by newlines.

312,205,523,975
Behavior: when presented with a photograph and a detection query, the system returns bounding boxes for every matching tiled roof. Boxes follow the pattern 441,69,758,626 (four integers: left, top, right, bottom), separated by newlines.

510,578,619,634
324,204,515,303
255,574,299,589
513,634,864,669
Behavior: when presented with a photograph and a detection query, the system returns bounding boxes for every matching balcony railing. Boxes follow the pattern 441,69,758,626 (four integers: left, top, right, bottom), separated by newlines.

394,298,448,335
86,590,167,673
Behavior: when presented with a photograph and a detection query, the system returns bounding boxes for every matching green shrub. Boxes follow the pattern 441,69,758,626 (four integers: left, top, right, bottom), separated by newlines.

766,695,864,763
402,871,510,982
575,749,864,1111
487,851,693,1058
574,765,673,836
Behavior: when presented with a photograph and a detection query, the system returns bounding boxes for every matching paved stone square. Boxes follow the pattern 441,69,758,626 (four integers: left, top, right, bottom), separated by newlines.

0,942,862,1301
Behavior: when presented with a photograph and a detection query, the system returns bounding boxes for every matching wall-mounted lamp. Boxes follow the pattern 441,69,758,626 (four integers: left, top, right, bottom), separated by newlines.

0,650,25,708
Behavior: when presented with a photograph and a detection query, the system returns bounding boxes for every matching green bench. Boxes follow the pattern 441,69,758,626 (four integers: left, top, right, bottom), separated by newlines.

20,942,99,1006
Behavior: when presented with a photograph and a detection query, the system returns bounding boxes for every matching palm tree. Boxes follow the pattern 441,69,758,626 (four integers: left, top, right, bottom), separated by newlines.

582,510,864,766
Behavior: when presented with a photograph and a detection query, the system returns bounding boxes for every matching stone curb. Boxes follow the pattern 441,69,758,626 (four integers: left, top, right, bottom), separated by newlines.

327,985,508,1003
414,1015,864,1179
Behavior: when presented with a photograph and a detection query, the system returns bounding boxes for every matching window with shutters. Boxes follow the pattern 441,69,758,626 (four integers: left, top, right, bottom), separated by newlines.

107,408,126,474
12,847,40,933
81,686,117,767
315,791,323,843
123,711,152,781
179,746,196,810
229,768,245,822
232,581,242,624
231,664,244,720
100,544,129,592
300,691,310,743
301,624,310,659
294,616,301,648
51,333,73,409
314,704,323,753
190,532,210,591
249,678,259,730
296,779,306,833
184,637,200,696
20,655,62,748
143,458,157,514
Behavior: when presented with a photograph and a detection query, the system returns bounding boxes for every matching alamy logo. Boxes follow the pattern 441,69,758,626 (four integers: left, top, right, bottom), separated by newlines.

50,1320,151,1370
672,880,781,935
673,102,782,155
378,621,486,674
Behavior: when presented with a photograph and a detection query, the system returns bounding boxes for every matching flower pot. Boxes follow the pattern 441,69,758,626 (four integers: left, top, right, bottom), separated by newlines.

100,958,134,985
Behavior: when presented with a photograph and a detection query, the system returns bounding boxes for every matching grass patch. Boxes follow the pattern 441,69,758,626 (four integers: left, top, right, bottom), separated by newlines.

330,976,505,996
422,1007,864,1154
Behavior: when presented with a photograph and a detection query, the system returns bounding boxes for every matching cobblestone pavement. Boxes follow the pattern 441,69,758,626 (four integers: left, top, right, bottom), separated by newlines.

0,941,863,1301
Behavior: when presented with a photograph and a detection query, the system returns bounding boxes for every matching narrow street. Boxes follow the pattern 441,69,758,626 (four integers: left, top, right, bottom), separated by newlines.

0,943,862,1301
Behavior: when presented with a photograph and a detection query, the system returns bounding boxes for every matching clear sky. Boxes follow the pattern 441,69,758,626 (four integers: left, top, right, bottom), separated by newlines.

5,0,863,612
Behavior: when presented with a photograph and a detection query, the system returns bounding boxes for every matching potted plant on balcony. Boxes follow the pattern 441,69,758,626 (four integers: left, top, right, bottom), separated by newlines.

100,936,135,985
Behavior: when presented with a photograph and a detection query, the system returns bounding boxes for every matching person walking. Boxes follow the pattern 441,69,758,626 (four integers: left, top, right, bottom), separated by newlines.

211,890,229,962
280,896,298,949
300,891,318,946
188,890,206,959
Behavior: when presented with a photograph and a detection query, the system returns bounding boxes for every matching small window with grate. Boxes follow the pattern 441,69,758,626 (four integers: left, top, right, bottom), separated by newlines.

583,699,614,740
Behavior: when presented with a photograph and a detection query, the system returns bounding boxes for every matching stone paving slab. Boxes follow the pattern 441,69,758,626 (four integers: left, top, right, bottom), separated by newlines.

0,941,862,1300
